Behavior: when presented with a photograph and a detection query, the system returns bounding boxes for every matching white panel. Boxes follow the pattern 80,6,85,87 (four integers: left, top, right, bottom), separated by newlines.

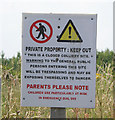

21,13,97,108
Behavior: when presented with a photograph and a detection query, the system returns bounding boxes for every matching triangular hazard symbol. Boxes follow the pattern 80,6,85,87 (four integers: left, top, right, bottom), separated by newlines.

57,20,83,42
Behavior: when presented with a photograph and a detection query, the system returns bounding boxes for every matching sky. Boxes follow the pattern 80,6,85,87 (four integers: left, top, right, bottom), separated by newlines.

0,0,114,58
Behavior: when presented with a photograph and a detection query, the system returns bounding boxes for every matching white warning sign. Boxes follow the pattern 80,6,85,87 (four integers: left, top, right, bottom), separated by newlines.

21,13,97,108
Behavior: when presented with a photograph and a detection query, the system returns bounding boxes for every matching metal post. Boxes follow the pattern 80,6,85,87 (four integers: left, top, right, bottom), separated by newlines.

50,107,66,119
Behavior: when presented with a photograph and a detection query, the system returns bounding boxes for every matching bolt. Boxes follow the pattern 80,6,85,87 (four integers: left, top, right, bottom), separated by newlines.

23,98,25,100
91,18,93,20
58,26,60,29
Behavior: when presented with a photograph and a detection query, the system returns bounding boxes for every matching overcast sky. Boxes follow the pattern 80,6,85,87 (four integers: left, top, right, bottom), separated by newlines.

0,0,114,58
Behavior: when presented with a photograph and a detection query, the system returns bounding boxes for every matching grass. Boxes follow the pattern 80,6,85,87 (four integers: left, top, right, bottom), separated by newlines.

1,63,113,118
66,63,113,118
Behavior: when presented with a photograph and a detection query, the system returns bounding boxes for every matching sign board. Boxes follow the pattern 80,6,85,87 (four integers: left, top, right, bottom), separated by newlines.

21,13,97,108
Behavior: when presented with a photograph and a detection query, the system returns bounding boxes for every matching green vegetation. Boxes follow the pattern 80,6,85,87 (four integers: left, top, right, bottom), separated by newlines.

1,49,114,118
96,49,114,66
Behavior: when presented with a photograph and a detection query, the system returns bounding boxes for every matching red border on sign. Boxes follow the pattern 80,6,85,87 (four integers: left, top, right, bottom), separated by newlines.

30,20,53,43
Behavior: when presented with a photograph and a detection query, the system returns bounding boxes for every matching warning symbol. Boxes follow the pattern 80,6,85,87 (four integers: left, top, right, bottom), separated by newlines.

57,20,83,42
30,20,53,43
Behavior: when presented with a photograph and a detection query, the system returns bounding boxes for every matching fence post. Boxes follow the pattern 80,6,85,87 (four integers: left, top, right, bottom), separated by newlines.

50,107,66,119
